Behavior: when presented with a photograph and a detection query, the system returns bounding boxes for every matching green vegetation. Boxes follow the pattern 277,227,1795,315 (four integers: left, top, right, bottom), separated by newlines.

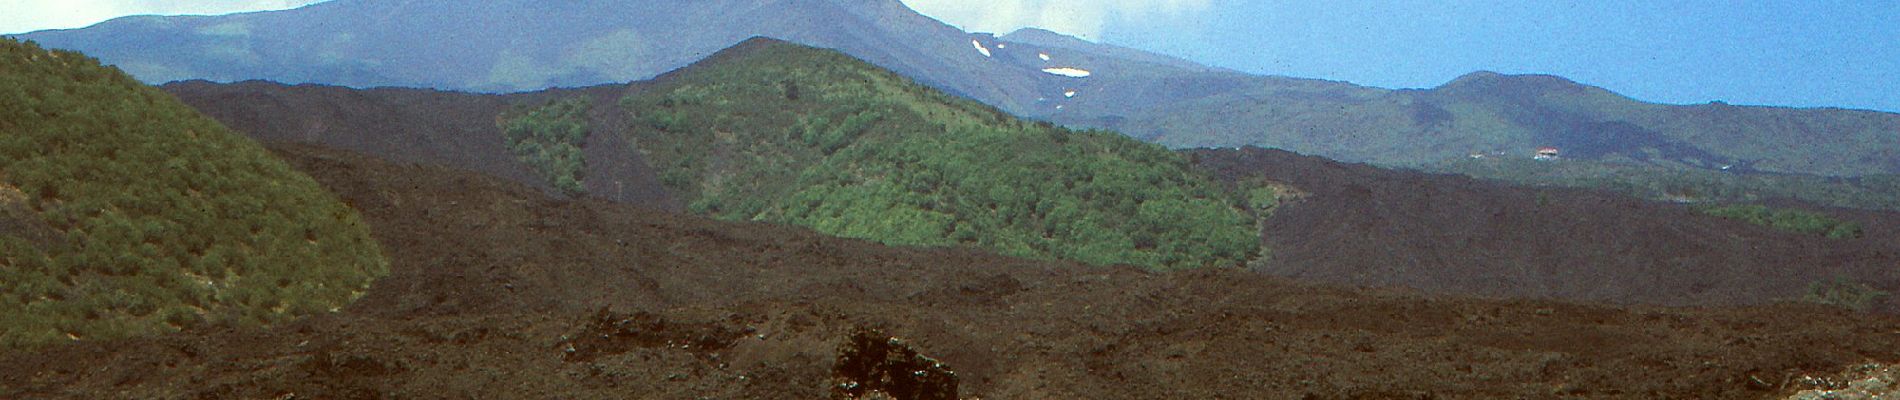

620,40,1258,269
0,38,388,348
1801,277,1890,312
1431,157,1900,212
498,97,591,194
1695,205,1863,239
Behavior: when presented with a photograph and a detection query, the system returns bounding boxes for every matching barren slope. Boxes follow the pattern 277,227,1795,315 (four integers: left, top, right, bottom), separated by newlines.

2,144,1895,399
1191,147,1900,310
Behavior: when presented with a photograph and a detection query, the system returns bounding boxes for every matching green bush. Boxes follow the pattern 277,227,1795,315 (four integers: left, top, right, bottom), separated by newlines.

1802,277,1890,312
1696,204,1864,239
0,38,388,348
499,97,591,194
620,42,1258,270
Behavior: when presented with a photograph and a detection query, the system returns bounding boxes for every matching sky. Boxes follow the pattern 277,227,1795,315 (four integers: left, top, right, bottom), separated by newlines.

2,0,1895,112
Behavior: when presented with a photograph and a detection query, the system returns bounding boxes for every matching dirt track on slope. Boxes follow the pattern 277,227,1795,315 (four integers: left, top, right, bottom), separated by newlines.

3,144,1897,399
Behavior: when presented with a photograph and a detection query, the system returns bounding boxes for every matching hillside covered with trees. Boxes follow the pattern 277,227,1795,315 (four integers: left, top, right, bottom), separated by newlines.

617,39,1259,270
0,38,388,348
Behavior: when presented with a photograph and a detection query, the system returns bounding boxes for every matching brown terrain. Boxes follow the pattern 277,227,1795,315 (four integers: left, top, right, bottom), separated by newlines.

2,143,1898,399
163,79,1900,311
1190,147,1900,311
162,80,680,210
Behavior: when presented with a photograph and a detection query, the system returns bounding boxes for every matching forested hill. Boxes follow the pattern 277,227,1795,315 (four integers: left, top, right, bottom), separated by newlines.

0,38,388,348
609,38,1261,270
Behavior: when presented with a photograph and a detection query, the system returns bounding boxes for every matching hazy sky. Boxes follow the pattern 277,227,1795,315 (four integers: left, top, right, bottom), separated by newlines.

3,0,1895,112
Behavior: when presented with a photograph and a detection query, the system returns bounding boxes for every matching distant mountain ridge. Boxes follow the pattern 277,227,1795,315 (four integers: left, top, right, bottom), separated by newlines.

1110,70,1900,176
17,0,1900,176
12,0,1164,117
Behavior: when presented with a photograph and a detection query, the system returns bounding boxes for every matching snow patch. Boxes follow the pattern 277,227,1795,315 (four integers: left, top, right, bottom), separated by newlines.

1041,67,1092,78
996,43,1007,49
971,40,992,57
1064,90,1077,98
1038,52,1051,61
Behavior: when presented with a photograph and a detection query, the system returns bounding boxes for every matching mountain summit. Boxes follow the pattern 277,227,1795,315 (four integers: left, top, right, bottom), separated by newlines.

11,0,1217,120
18,0,1900,176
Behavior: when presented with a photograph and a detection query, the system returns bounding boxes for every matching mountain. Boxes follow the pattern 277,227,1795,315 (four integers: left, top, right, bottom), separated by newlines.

0,38,387,348
1112,71,1900,177
5,0,1251,155
157,38,1899,310
21,0,1899,177
11,0,1199,118
587,38,1262,270
166,39,1263,271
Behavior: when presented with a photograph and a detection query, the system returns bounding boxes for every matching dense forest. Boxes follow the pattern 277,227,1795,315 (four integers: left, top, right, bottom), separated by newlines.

0,38,388,348
618,40,1259,269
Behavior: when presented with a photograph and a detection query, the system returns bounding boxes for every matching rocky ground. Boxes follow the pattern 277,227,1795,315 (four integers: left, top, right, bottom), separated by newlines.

3,144,1896,399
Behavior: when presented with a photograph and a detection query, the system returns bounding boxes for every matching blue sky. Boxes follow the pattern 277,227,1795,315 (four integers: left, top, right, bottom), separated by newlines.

5,0,1896,112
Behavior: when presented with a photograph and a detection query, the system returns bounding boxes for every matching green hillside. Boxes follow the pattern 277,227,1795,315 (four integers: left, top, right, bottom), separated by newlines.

0,38,388,348
617,39,1259,270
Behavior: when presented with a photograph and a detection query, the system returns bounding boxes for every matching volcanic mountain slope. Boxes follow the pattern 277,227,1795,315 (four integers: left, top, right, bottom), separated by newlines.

3,143,1897,399
13,0,1227,120
610,38,1260,270
161,39,1898,310
173,38,1265,271
1118,71,1900,177
22,0,1900,178
1190,147,1900,311
162,80,679,209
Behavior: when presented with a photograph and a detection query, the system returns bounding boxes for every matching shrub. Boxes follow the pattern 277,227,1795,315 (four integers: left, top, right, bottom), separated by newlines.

499,97,592,195
1802,277,1890,312
1696,204,1863,239
0,38,388,348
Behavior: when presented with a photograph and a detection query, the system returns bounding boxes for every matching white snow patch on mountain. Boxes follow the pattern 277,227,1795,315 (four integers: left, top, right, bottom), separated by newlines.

972,39,992,57
1064,90,1077,98
1041,67,1091,78
1038,52,1051,61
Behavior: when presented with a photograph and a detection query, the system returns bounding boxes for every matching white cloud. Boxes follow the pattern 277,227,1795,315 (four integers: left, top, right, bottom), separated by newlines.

900,0,1211,40
0,0,331,34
